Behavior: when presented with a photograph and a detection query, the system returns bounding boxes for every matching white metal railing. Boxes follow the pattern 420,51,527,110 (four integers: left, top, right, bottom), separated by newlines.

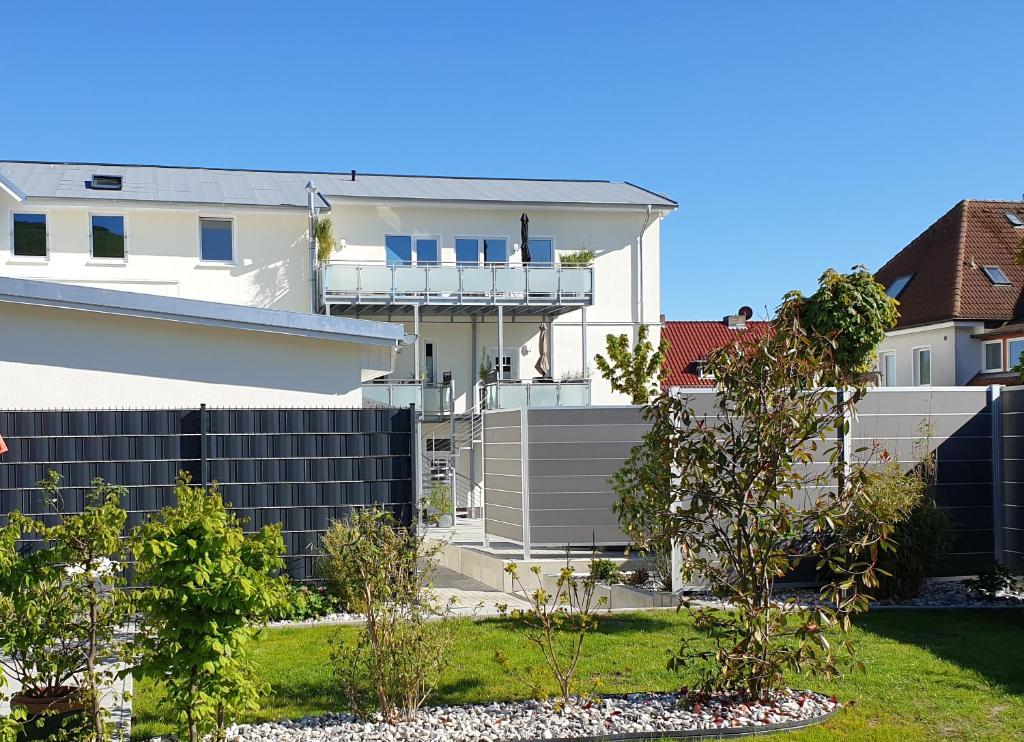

321,261,593,308
483,379,591,409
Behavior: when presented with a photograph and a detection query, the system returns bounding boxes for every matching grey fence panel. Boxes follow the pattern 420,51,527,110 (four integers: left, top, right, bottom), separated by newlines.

1000,387,1024,571
0,407,415,581
483,409,524,543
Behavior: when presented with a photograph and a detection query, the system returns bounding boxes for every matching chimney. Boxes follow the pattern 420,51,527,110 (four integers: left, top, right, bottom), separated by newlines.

723,314,746,329
351,169,356,181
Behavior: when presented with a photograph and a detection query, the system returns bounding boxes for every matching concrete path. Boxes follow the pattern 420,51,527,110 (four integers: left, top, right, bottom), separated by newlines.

432,566,531,617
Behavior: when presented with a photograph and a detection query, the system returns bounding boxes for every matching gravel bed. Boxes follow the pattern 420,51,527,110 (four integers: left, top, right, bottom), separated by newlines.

267,612,364,628
207,689,837,741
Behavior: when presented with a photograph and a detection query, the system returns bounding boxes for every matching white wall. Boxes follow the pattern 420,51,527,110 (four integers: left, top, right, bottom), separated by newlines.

0,191,312,312
877,321,982,386
0,303,369,409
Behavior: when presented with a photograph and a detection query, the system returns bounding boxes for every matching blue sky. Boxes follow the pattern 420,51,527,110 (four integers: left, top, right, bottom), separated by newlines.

4,1,1023,319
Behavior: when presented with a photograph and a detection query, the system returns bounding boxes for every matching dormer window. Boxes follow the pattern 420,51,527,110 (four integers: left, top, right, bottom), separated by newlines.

90,174,123,191
886,274,913,298
696,361,714,380
982,265,1011,285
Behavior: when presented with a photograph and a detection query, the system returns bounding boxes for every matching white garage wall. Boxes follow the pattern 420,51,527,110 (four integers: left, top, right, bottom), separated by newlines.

0,303,370,409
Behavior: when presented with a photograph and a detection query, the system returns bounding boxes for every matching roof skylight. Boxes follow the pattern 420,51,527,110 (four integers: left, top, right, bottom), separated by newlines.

89,174,123,191
982,265,1011,285
1005,211,1024,227
886,274,913,298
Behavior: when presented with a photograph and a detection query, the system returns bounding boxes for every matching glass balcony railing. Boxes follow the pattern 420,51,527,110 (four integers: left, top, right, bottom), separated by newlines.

483,379,591,409
322,261,593,310
362,380,450,415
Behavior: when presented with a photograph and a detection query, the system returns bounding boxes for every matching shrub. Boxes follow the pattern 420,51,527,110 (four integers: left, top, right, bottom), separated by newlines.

497,563,608,703
131,473,289,742
965,563,1020,598
614,268,903,699
558,249,595,266
268,581,348,622
588,558,620,584
595,324,668,405
624,568,651,587
423,482,453,526
325,509,453,723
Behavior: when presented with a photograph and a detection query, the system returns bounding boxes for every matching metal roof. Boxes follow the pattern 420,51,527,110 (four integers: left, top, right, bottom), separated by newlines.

0,276,406,347
0,160,676,210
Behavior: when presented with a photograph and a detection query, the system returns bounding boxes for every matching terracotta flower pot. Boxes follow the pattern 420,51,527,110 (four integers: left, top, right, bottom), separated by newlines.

11,686,87,741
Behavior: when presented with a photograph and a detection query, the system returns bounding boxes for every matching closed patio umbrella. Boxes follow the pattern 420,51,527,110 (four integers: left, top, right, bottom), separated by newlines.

520,212,531,263
534,323,550,378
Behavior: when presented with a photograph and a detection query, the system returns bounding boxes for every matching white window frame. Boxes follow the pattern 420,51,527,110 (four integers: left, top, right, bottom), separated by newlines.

454,235,513,265
197,215,237,266
982,340,1004,373
1007,338,1024,372
88,211,129,263
384,234,443,265
696,360,714,381
878,351,897,386
8,210,50,262
522,235,556,265
912,346,932,386
422,338,439,383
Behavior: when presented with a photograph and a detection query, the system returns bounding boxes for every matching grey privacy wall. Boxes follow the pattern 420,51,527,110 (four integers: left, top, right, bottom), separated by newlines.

0,407,416,580
483,388,1003,573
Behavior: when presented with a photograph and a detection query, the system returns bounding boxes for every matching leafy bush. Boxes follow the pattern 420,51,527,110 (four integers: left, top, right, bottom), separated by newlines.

497,563,608,703
965,563,1020,598
558,249,595,266
315,217,336,263
595,324,668,405
268,581,349,622
614,268,902,699
624,568,650,587
587,558,620,584
423,482,453,526
325,509,453,723
131,473,289,742
0,473,130,741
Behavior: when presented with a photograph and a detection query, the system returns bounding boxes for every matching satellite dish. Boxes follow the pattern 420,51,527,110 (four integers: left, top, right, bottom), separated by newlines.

738,306,754,320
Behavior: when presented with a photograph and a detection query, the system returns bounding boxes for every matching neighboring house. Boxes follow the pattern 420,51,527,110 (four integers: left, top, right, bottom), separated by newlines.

662,312,772,389
0,160,675,513
874,200,1024,387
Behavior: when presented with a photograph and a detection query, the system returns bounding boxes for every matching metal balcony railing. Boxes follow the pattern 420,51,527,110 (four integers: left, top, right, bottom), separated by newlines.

362,380,451,415
483,379,591,409
321,261,593,312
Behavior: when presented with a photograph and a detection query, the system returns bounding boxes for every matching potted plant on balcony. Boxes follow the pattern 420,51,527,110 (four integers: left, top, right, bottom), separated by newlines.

316,217,337,263
0,514,90,740
557,249,595,266
423,482,454,528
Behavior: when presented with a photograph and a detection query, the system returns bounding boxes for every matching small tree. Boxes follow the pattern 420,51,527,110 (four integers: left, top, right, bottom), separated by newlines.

326,510,453,723
615,268,901,699
315,217,336,263
132,473,288,742
595,324,668,405
496,562,608,703
41,472,131,741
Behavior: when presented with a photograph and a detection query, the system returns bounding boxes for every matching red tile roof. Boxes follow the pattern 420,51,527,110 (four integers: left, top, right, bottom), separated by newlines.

662,320,772,388
875,200,1024,328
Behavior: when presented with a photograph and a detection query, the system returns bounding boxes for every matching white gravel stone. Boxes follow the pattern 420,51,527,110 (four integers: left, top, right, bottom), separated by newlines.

156,689,836,742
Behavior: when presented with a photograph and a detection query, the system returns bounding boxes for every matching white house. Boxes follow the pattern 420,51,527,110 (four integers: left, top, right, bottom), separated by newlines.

1,160,675,514
874,199,1024,387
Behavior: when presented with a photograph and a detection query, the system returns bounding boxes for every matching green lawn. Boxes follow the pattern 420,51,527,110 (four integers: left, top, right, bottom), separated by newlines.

131,609,1024,741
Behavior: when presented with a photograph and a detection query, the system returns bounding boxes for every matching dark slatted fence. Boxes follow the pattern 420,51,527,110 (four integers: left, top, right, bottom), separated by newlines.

0,406,415,580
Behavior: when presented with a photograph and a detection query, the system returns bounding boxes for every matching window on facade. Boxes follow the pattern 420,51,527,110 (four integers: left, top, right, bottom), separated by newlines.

879,352,897,386
528,238,554,264
12,213,47,257
913,348,931,386
1008,339,1024,371
886,274,913,298
424,341,436,383
696,361,714,381
91,215,126,259
489,348,515,378
455,238,479,265
385,235,413,265
984,342,1004,372
416,238,439,265
199,218,233,262
982,266,1011,285
484,238,507,264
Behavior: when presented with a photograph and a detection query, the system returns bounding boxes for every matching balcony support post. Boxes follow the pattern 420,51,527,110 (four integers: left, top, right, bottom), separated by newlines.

497,305,505,382
413,304,421,381
581,305,588,379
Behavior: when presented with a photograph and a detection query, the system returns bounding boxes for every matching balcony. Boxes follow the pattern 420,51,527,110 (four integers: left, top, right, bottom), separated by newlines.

483,379,591,409
321,261,593,316
362,380,452,416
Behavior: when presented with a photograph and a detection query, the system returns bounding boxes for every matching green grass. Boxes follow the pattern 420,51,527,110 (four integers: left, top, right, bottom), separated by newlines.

131,609,1024,741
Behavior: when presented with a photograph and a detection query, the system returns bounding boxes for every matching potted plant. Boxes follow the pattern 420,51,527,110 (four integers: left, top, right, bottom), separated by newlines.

423,482,454,527
0,514,90,740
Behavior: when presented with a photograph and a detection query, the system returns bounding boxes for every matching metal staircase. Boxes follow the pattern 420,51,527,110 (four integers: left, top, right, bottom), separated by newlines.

420,383,485,522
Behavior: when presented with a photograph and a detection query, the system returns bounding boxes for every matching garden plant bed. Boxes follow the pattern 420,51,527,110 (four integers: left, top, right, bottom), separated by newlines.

201,690,837,742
